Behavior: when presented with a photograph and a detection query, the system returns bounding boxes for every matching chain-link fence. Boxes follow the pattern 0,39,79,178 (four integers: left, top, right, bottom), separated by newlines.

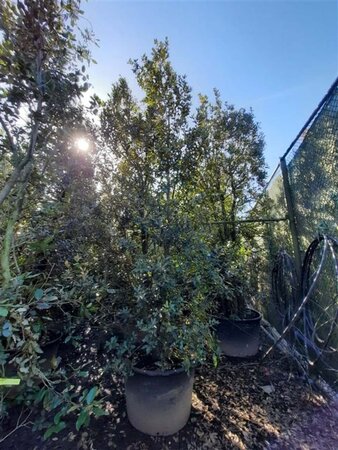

264,78,338,386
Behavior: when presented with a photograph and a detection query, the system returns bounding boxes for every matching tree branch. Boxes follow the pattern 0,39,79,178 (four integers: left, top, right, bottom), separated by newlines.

0,409,32,444
1,163,32,285
0,115,17,156
0,97,42,208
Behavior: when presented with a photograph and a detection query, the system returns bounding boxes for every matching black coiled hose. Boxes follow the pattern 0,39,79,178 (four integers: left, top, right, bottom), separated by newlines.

269,235,338,375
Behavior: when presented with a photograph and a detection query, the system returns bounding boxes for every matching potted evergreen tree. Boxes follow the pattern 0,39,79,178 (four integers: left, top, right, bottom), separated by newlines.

99,40,217,436
107,234,216,435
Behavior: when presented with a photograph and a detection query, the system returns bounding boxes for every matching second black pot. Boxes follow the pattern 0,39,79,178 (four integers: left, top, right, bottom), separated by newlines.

216,308,262,357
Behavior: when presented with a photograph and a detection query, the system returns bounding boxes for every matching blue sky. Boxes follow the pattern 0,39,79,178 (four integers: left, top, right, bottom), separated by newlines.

81,0,338,177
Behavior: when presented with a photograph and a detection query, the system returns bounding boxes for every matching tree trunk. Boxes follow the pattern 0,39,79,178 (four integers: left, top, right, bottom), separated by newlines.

0,98,42,208
1,165,32,286
216,174,226,245
230,181,237,241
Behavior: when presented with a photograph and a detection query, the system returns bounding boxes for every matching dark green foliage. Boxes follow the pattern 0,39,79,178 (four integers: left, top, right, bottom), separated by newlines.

190,90,266,245
0,7,268,435
98,41,218,373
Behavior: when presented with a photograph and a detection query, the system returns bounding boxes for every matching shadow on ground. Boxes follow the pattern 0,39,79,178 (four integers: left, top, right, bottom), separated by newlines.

2,326,337,449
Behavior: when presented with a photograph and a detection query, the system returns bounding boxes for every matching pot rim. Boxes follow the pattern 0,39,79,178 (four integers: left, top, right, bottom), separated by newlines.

132,366,195,377
218,308,262,324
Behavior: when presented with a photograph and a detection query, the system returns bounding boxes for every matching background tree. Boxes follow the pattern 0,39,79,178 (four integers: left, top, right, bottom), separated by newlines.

192,90,266,245
0,0,94,285
0,0,100,403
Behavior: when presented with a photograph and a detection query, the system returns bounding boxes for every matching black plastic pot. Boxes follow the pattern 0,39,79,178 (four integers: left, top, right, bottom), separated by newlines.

216,308,262,357
125,366,194,436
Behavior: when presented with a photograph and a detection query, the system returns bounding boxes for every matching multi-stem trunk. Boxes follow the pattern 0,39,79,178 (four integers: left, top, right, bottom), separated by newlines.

1,165,32,287
0,52,43,208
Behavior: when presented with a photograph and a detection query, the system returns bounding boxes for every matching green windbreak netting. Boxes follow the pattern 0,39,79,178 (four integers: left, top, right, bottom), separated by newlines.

264,79,338,386
286,82,338,245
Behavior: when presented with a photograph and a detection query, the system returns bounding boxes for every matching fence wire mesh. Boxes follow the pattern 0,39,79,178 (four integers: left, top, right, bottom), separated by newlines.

264,79,338,386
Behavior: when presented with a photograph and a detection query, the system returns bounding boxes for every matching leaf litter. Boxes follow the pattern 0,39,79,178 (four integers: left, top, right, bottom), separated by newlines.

3,328,337,449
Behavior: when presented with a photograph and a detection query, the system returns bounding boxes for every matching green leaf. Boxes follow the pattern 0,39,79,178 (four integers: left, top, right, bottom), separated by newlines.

85,386,98,405
36,302,51,310
0,352,8,365
0,378,21,386
51,396,62,410
43,421,66,440
0,307,8,317
92,407,107,417
34,289,44,301
2,321,12,338
34,388,47,404
32,322,42,333
78,371,89,378
54,410,64,425
76,410,90,431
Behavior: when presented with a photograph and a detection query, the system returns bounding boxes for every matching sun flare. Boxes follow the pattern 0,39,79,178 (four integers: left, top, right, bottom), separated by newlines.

75,137,90,152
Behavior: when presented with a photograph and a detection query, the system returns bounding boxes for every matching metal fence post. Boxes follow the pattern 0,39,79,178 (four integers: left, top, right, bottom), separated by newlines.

280,157,302,282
